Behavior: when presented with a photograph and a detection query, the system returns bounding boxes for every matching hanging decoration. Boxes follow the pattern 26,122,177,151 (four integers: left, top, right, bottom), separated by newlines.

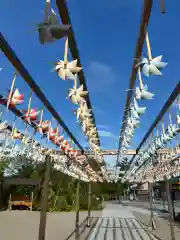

136,31,167,77
37,0,71,44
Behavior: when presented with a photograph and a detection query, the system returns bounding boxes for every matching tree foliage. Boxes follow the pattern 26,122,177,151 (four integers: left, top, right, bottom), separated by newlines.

0,155,127,211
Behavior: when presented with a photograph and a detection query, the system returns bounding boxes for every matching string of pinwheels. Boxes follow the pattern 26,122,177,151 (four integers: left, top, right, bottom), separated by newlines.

35,0,106,179
0,70,103,182
53,35,103,164
122,98,180,183
0,117,101,182
118,27,168,164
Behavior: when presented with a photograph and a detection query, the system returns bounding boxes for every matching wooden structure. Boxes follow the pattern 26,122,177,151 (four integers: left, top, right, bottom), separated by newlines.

8,193,34,210
0,177,40,210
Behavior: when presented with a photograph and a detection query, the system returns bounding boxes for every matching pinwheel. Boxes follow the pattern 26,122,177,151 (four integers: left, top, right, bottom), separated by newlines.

0,89,24,108
176,114,180,125
130,106,139,119
136,31,167,77
48,128,58,141
22,136,32,145
37,0,71,44
135,56,168,77
68,84,88,105
32,140,40,148
55,135,64,145
130,118,140,128
54,59,82,81
37,120,50,134
167,124,179,138
0,121,8,132
22,108,40,124
133,98,146,115
88,127,97,136
59,139,68,151
135,85,154,100
76,155,86,165
12,128,21,140
76,103,92,121
124,128,135,137
82,119,95,133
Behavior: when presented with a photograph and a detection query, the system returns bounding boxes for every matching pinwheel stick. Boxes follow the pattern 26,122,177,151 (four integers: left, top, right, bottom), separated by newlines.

56,125,59,138
64,37,69,68
177,97,180,110
28,90,33,114
138,67,144,90
156,126,159,137
11,116,17,137
47,119,52,141
168,112,172,125
160,0,166,14
39,107,44,127
45,0,51,22
74,73,77,89
24,90,33,135
7,72,17,109
162,122,165,133
145,31,152,61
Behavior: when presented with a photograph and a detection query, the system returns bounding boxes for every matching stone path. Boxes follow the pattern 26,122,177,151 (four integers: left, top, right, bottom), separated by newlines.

87,204,158,240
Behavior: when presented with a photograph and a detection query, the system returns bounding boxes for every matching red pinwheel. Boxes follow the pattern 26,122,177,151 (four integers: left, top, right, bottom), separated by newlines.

22,108,40,124
0,89,24,107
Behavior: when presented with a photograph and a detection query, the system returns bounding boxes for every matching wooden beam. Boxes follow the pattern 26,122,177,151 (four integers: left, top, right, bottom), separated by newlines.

0,33,83,151
56,0,100,146
117,0,153,155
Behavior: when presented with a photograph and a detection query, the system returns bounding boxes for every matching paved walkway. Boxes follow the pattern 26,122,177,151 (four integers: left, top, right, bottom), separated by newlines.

87,204,157,240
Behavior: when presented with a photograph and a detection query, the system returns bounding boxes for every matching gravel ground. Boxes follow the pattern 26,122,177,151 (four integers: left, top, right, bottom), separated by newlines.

0,210,101,240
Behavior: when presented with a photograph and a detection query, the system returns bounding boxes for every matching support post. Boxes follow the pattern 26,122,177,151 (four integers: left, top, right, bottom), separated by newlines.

87,181,92,227
30,191,34,211
124,190,126,200
75,177,80,240
8,193,12,210
117,182,120,203
38,155,52,240
165,176,176,240
148,182,156,230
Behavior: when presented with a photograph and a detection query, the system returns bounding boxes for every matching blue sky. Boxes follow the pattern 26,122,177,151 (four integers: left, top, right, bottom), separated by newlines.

0,0,179,165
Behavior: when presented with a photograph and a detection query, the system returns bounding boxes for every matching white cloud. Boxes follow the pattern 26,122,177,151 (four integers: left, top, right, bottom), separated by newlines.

93,106,104,115
87,61,116,91
98,130,117,139
97,124,109,131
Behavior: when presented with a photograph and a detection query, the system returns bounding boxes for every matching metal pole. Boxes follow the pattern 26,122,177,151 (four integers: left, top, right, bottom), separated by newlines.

75,177,80,240
118,182,120,203
165,176,176,240
87,181,92,227
148,182,156,229
38,155,52,240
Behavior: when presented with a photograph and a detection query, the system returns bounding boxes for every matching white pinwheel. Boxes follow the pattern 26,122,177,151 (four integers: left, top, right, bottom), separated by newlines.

176,114,180,125
130,106,139,119
167,124,179,138
82,118,94,133
136,55,168,77
130,118,140,128
133,98,146,115
0,121,8,132
76,103,92,121
135,85,154,100
54,59,82,81
68,84,88,105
